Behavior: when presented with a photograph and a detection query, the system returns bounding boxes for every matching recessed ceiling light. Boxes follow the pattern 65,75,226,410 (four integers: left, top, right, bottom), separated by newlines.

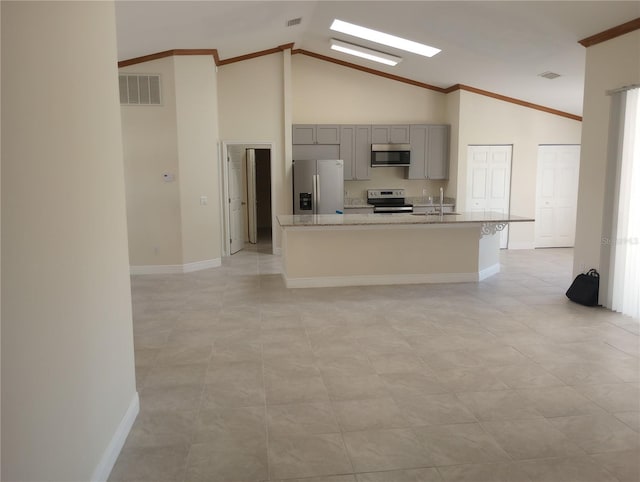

330,39,402,66
330,19,441,58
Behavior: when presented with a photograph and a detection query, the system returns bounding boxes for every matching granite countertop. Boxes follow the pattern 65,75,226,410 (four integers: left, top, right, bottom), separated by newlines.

278,212,534,227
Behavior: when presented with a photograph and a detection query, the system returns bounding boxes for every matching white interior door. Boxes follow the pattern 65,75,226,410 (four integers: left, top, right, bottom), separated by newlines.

228,152,245,254
535,145,580,247
246,149,257,244
466,145,512,248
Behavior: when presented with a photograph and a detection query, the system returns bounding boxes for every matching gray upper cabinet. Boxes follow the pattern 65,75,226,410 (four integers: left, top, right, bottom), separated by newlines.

340,125,371,181
371,125,410,144
292,125,316,144
292,124,340,144
316,125,340,144
294,123,446,181
407,125,428,180
427,125,449,180
407,124,449,180
354,125,371,180
340,125,355,181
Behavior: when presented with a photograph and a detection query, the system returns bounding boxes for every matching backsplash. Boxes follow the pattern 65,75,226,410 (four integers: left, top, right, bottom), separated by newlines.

344,166,448,200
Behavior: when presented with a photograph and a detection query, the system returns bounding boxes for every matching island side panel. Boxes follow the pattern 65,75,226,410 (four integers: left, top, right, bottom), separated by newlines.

478,231,501,280
281,224,482,288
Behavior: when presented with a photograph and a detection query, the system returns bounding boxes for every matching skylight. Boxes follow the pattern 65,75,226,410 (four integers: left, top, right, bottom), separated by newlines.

330,19,441,58
330,39,402,66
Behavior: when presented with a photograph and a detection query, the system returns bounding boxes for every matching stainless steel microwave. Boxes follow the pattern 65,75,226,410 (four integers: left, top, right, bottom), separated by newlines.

371,144,411,167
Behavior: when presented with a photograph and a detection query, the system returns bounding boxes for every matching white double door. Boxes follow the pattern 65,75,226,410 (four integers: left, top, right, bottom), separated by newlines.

466,145,512,249
535,145,580,247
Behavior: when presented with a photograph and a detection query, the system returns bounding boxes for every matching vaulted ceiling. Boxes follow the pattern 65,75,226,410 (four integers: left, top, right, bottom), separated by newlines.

115,1,640,116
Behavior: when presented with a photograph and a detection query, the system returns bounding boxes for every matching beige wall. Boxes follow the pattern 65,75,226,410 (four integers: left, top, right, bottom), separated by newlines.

218,52,286,248
293,54,449,200
120,57,183,265
2,2,136,480
444,90,462,200
292,54,446,124
174,55,221,264
573,30,640,275
120,55,222,267
454,90,582,248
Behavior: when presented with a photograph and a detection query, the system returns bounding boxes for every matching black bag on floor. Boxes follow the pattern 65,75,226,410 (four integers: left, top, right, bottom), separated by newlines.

566,269,600,306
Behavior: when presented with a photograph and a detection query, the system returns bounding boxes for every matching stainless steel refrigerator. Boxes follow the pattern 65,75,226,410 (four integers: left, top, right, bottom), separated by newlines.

293,159,344,215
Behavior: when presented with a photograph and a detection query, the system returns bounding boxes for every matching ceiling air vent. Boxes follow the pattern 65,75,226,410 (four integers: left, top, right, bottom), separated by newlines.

119,74,161,105
538,71,561,80
286,17,302,27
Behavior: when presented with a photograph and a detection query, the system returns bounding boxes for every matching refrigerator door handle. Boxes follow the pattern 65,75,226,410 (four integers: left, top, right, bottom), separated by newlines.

312,174,318,215
315,174,321,214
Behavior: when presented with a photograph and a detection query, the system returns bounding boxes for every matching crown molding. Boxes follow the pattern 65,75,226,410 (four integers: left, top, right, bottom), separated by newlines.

579,17,640,47
117,49,219,68
217,43,295,66
292,49,446,93
118,44,296,68
117,44,581,121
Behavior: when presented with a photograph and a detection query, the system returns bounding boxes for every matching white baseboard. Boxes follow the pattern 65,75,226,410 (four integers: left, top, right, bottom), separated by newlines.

183,258,221,273
283,272,477,288
91,392,139,482
130,258,221,275
508,241,535,250
478,263,501,281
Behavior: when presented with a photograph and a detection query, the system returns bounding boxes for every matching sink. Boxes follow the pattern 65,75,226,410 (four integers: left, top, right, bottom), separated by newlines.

411,212,460,216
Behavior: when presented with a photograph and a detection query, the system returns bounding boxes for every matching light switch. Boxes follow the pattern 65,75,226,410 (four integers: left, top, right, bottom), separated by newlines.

200,196,208,205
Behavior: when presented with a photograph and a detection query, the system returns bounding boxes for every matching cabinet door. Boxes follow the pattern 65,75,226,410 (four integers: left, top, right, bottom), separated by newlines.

292,125,316,144
427,125,449,180
371,125,390,144
340,125,355,181
407,125,427,179
389,125,410,143
316,125,340,144
354,125,371,180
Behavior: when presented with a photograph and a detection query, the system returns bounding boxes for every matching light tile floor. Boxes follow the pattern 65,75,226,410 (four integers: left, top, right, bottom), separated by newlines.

109,245,640,482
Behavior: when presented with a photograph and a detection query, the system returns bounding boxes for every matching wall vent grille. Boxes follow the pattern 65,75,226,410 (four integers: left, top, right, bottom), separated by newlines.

119,74,161,105
286,17,302,27
538,71,561,80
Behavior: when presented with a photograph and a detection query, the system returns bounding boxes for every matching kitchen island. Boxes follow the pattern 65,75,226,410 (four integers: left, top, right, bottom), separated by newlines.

277,212,534,288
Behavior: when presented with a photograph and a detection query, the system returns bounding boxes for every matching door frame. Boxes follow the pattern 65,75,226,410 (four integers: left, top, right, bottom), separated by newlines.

221,141,276,256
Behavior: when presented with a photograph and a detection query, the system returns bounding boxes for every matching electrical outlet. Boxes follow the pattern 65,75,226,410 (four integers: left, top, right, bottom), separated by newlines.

153,246,159,256
579,262,586,273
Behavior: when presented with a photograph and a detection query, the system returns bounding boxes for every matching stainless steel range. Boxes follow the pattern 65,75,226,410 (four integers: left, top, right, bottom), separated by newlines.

367,189,413,214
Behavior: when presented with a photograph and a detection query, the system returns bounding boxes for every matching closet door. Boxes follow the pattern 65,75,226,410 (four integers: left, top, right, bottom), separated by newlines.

535,145,581,247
